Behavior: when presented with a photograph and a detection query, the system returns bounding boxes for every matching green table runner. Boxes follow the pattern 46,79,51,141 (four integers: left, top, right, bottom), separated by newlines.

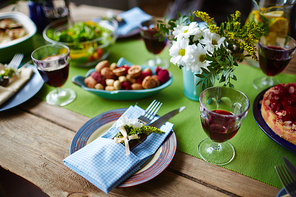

34,37,296,189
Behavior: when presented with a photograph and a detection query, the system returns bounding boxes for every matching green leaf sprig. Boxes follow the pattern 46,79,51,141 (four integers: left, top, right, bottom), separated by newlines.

0,67,15,78
114,125,165,145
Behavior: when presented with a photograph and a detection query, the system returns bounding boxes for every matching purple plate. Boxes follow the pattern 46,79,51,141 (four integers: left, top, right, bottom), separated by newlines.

70,108,177,187
253,89,296,153
0,65,44,111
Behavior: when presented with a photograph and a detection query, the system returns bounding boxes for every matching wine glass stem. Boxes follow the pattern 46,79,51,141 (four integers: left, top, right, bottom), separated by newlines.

265,76,272,81
152,54,159,60
57,87,62,96
211,142,221,151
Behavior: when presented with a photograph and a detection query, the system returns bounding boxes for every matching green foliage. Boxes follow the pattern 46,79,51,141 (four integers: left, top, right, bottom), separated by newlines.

114,125,165,140
195,44,238,88
0,68,15,78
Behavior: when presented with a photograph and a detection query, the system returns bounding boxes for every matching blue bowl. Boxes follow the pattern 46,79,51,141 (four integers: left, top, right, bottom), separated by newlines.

72,58,173,100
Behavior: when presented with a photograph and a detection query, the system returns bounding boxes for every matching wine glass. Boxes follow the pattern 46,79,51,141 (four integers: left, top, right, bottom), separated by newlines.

42,0,70,24
140,19,169,69
253,35,296,91
31,43,76,106
198,86,250,165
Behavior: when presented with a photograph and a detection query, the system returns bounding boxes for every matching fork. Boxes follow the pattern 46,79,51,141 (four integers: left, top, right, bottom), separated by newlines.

128,100,162,150
7,53,24,69
138,100,162,125
275,164,296,197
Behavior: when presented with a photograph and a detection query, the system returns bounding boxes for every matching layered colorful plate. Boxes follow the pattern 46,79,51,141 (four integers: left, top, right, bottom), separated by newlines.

70,108,177,187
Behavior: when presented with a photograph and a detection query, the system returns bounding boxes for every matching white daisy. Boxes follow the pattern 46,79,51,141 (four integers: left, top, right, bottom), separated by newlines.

200,31,226,53
193,26,206,41
190,43,211,73
172,25,188,38
173,22,201,39
117,115,143,128
169,38,196,67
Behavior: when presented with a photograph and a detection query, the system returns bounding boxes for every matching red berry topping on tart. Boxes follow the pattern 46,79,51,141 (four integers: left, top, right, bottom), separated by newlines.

261,82,296,145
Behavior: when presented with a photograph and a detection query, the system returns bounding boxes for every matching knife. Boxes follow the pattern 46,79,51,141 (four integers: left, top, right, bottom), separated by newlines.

147,106,186,128
129,106,186,149
283,156,296,180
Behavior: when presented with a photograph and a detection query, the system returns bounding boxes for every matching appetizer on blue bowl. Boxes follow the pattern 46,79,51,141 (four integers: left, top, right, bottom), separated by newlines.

72,58,173,100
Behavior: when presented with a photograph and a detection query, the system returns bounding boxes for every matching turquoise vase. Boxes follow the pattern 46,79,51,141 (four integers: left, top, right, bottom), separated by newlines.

182,67,213,101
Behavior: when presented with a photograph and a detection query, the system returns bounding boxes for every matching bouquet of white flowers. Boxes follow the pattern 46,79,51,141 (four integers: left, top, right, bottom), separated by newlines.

157,11,264,88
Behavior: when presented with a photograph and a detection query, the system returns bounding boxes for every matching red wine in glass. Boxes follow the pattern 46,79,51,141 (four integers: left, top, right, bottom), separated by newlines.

140,19,169,68
31,44,76,106
142,29,167,55
253,35,296,91
198,86,250,165
38,55,69,87
259,45,293,76
201,109,238,143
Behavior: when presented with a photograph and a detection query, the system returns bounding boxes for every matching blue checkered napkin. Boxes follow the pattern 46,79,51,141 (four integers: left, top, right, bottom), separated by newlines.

63,105,174,194
117,7,152,35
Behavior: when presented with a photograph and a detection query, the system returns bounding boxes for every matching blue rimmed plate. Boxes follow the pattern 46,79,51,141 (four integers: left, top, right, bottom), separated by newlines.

70,108,177,187
0,65,44,111
276,188,287,197
72,57,173,100
253,89,296,153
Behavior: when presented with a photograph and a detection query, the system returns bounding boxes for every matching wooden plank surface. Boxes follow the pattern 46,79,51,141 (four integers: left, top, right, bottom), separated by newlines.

0,97,279,196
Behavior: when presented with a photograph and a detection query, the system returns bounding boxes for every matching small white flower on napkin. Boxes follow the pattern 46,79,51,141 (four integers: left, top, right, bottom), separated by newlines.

117,115,143,128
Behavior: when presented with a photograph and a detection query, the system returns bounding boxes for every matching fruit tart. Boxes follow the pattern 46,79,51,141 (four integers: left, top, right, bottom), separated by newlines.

261,82,296,145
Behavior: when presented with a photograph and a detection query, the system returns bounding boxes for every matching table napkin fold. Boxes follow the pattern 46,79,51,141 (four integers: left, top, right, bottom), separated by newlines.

117,7,152,36
0,67,33,106
63,105,174,194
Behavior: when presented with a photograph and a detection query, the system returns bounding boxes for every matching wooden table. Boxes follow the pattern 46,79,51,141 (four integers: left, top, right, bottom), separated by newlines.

1,2,295,196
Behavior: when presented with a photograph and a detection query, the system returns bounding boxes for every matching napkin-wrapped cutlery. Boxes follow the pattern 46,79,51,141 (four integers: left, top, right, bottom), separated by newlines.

126,106,186,151
0,54,33,106
63,105,184,193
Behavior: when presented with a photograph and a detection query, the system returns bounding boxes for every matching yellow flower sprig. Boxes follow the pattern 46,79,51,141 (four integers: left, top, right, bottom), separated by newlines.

193,11,215,25
231,10,241,21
